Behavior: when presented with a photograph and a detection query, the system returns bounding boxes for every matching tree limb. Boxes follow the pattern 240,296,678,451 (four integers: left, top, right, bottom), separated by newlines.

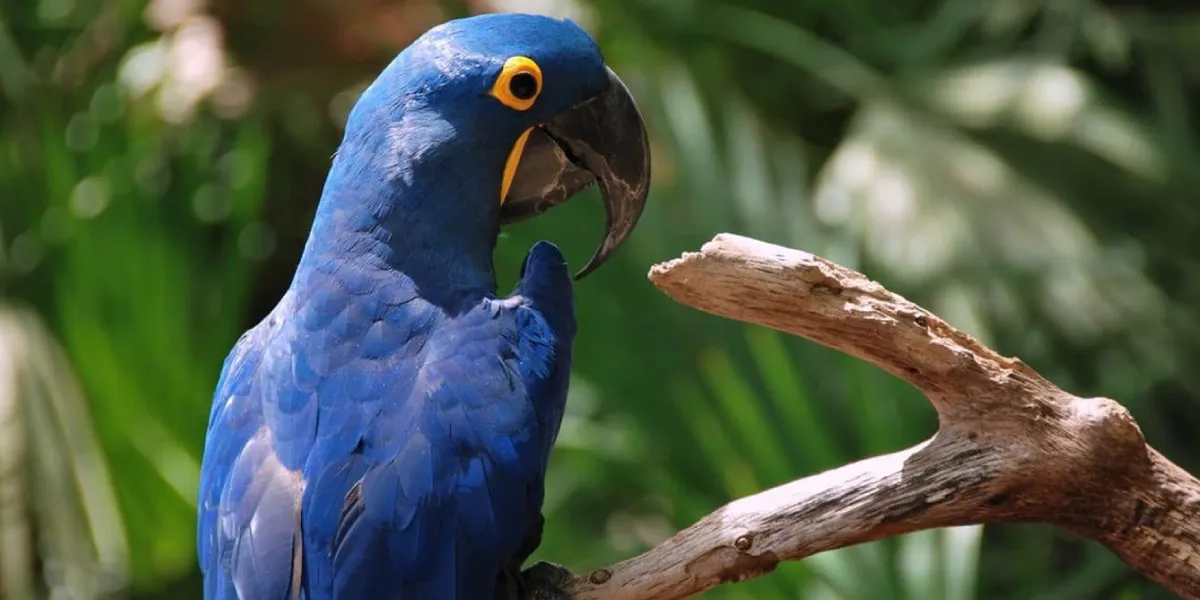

562,233,1200,600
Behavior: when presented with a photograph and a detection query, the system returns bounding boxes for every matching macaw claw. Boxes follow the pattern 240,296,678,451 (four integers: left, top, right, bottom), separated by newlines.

519,561,575,600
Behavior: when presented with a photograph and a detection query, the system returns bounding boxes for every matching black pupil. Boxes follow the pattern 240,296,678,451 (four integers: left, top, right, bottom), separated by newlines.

509,73,538,101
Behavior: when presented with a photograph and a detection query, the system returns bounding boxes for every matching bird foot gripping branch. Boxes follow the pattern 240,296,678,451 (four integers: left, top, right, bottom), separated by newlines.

520,562,577,600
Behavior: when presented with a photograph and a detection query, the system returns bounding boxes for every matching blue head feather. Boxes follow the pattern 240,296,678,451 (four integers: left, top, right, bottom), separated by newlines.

296,14,608,305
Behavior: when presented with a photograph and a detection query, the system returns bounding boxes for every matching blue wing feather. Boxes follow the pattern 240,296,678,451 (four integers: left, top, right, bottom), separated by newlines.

198,241,575,599
198,301,301,600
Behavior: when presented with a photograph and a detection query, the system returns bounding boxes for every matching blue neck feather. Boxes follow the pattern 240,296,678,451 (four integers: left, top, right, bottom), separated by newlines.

293,52,520,308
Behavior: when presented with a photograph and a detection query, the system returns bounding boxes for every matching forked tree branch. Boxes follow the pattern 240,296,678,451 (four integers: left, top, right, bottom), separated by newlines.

561,234,1200,600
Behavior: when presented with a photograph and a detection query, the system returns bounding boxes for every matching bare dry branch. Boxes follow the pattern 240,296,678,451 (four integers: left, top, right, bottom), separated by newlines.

560,233,1200,600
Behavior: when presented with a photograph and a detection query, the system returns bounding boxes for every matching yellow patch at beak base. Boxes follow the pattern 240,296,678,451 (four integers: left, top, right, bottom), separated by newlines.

500,127,534,204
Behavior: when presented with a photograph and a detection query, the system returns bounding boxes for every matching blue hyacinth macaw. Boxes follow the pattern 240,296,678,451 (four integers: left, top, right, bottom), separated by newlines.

195,13,650,600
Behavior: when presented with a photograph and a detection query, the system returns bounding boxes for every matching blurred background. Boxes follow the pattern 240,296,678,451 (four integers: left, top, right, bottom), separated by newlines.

2,0,1198,598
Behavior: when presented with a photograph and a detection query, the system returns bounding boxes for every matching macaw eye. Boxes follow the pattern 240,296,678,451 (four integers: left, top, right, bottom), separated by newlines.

509,73,538,101
491,56,542,111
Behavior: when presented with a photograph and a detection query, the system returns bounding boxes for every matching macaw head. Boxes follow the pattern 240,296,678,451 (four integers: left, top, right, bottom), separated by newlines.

313,12,650,286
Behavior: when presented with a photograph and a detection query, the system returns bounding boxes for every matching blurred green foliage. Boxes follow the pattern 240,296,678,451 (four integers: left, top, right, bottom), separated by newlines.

1,0,1197,598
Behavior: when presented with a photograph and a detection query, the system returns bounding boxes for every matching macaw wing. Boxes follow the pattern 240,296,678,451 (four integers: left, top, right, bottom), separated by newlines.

307,305,548,599
317,243,575,599
506,241,576,566
197,313,303,600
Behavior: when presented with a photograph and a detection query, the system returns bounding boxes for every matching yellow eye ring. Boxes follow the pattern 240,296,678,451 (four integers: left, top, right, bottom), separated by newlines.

490,56,542,111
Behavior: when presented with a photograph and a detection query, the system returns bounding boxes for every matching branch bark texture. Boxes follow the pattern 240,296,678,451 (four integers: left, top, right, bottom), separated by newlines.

563,234,1200,600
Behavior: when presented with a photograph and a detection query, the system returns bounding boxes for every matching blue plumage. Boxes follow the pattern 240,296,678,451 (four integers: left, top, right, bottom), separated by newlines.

199,249,573,599
195,12,647,599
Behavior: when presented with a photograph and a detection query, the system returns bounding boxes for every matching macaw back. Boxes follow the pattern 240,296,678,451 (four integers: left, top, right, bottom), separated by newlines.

197,245,575,599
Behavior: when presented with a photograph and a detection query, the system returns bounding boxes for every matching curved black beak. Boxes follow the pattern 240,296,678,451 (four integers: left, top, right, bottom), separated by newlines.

500,67,651,279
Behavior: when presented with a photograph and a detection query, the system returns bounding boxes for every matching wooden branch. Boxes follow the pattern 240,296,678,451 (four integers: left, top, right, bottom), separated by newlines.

561,233,1200,600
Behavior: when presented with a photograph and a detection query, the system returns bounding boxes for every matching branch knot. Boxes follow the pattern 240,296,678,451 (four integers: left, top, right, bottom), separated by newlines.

1067,396,1149,476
